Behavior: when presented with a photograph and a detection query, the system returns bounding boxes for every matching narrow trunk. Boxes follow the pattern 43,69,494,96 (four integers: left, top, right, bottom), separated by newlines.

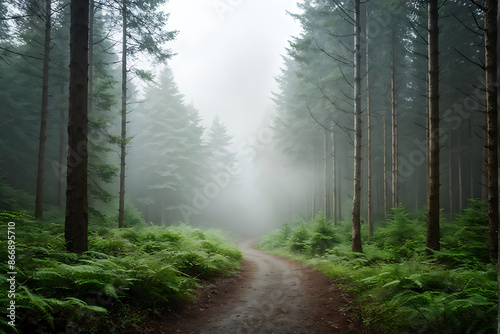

484,0,498,261
383,111,388,219
312,147,316,218
161,190,165,224
391,30,398,209
35,0,52,219
352,0,363,253
337,159,342,221
469,119,474,199
489,2,500,332
448,135,453,221
118,2,127,228
88,0,94,114
65,0,89,253
332,127,337,224
482,115,488,201
324,127,333,221
459,138,463,211
314,144,323,217
426,0,440,255
366,13,373,237
57,85,66,207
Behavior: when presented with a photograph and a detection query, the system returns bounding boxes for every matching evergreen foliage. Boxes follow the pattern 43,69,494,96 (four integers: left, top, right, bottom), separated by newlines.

206,115,237,176
129,67,209,224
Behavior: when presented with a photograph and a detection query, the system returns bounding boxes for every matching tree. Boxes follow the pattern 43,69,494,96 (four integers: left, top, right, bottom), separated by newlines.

207,115,237,175
483,0,498,261
65,0,89,253
324,123,334,222
351,0,362,253
129,67,207,224
391,25,399,209
426,0,440,255
117,0,176,228
118,1,127,228
34,0,52,219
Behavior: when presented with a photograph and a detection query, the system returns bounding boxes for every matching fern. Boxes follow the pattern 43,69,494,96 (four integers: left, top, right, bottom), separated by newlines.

4,213,242,332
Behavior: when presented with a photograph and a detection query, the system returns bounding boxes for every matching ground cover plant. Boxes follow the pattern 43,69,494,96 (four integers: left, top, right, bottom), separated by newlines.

0,212,242,333
258,200,497,333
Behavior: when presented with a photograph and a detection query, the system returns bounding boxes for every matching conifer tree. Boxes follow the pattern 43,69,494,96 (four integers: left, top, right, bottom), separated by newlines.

426,0,441,254
65,0,89,253
117,0,177,227
207,115,237,175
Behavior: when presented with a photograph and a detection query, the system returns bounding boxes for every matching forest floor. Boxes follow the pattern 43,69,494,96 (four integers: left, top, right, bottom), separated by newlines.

129,240,368,334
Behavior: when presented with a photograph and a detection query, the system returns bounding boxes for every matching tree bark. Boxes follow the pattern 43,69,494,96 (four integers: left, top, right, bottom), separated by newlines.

35,0,52,220
366,11,373,238
88,0,94,115
65,0,89,253
458,137,463,211
332,128,337,224
383,111,388,219
426,0,440,255
448,134,453,221
337,156,342,221
57,84,66,207
482,114,488,201
118,1,128,228
324,126,333,221
484,0,498,261
352,0,363,253
391,30,398,209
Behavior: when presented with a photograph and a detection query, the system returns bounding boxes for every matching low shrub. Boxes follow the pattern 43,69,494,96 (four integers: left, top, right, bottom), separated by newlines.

258,201,496,333
0,212,242,333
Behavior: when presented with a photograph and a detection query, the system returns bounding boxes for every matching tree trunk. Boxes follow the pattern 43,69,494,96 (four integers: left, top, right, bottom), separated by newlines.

118,2,128,228
314,143,323,217
458,137,463,211
332,128,337,224
484,0,498,261
448,134,453,221
337,157,342,221
488,2,500,332
35,0,52,220
482,114,488,201
88,0,94,115
324,126,333,221
352,0,363,253
366,12,373,237
383,111,388,219
391,34,398,209
65,0,89,253
57,84,66,207
469,119,474,199
426,0,440,255
312,146,316,218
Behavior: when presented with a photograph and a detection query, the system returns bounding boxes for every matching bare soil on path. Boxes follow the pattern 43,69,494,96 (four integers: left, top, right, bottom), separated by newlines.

140,240,366,334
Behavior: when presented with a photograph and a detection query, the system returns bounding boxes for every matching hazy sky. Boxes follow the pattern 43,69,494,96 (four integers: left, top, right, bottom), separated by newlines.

164,0,302,142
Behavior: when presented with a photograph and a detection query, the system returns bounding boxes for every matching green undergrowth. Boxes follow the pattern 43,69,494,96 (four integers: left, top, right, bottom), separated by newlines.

258,201,496,334
0,212,242,333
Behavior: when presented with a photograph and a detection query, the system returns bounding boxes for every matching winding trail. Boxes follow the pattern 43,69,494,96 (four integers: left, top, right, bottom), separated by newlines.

197,240,310,333
152,241,364,333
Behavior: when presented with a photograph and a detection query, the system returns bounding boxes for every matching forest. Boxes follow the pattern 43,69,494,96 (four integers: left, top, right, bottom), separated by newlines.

0,0,499,333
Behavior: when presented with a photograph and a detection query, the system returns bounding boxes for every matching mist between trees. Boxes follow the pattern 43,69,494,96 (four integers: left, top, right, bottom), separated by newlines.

0,0,497,254
0,0,499,332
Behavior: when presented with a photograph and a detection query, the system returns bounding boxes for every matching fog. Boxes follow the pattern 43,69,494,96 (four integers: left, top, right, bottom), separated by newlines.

125,1,306,236
0,0,489,242
165,0,302,140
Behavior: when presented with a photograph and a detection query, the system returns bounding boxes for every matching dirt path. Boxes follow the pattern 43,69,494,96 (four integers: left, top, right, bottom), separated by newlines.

146,241,365,333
